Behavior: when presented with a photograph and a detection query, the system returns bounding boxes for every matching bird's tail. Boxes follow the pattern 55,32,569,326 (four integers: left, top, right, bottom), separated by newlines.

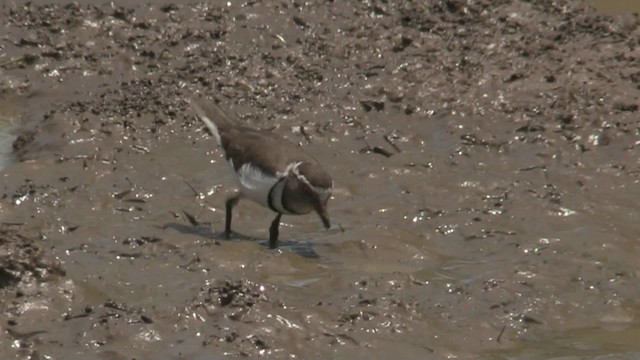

188,97,236,144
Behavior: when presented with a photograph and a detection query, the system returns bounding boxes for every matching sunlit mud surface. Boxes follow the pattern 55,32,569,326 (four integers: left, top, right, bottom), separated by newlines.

1,1,640,359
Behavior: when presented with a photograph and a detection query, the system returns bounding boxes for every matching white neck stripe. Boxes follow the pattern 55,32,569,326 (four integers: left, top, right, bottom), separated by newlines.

291,163,332,195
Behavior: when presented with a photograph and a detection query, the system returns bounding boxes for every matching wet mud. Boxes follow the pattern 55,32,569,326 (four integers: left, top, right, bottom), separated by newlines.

1,0,640,359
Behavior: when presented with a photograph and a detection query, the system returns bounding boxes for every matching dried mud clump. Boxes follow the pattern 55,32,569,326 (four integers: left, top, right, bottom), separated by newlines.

0,225,64,290
331,276,422,337
193,279,270,312
189,280,277,356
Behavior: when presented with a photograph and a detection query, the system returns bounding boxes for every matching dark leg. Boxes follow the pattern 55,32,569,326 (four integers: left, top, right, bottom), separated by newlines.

269,213,282,249
224,194,242,239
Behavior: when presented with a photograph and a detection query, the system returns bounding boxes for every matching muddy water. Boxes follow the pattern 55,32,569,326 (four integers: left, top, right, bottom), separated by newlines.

590,0,640,13
0,98,18,170
1,1,640,359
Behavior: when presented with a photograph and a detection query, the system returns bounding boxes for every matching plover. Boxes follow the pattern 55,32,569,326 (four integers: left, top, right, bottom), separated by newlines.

189,98,333,249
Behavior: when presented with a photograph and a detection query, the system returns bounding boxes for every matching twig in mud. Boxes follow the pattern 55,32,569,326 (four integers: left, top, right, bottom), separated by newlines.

63,312,91,321
358,137,371,152
112,189,131,199
113,251,143,259
274,33,286,44
131,144,150,154
6,328,47,340
522,118,533,143
358,138,394,158
182,211,200,227
323,332,359,346
383,133,402,153
0,54,39,68
518,164,549,181
182,179,199,198
372,146,393,157
517,165,546,172
496,324,506,342
124,176,135,188
345,118,366,131
300,125,312,143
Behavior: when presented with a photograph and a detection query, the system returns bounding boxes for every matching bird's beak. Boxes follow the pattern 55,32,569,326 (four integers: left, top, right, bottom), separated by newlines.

315,202,331,229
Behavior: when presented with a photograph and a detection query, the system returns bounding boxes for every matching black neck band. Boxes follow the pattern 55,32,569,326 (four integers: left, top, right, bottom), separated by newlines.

267,177,286,213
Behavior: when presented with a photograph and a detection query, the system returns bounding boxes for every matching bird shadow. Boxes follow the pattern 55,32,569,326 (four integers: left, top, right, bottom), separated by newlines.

163,222,320,259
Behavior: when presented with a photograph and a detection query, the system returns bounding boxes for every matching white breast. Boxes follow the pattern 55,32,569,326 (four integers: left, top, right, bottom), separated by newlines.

231,161,279,208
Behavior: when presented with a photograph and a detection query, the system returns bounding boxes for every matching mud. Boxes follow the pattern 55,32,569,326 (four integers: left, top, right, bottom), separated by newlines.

1,0,640,359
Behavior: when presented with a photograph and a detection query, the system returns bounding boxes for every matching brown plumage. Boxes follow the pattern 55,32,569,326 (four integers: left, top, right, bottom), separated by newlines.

189,97,333,248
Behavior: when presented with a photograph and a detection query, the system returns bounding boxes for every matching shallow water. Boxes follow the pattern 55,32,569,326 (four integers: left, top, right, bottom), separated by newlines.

0,97,18,170
1,1,640,359
590,0,640,13
493,316,640,359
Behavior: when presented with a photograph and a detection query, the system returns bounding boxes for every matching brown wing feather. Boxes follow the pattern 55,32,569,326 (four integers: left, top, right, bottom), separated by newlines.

197,102,332,190
221,128,317,174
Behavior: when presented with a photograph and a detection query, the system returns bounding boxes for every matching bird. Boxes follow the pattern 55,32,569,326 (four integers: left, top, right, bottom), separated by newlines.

189,97,333,249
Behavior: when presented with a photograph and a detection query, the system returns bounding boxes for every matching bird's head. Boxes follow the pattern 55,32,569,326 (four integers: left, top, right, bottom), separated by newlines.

284,162,333,229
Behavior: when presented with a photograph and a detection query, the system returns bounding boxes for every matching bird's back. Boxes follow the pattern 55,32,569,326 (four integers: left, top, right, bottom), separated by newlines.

221,127,322,176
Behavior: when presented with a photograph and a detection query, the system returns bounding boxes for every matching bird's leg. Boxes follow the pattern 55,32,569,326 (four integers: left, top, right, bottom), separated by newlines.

269,213,283,249
224,193,242,239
